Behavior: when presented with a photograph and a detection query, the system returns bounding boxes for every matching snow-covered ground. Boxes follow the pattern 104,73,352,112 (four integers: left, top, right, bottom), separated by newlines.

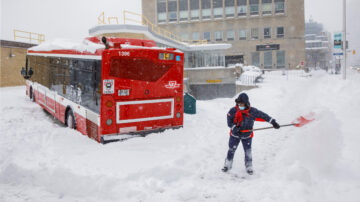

1,70,360,202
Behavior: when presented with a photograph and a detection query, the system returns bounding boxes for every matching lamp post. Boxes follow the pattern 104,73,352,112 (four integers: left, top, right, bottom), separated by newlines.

342,0,347,80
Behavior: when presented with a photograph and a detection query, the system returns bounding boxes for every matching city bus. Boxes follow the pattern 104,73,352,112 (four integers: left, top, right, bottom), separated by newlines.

21,36,184,143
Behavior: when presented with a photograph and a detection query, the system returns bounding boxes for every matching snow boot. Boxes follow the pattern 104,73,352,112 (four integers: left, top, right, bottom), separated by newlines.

246,166,254,175
222,159,233,172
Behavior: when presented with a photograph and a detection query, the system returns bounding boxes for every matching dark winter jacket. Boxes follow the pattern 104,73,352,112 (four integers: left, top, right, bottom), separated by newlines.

227,93,273,138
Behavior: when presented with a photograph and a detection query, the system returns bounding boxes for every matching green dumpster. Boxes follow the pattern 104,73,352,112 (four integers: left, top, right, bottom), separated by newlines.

184,92,196,114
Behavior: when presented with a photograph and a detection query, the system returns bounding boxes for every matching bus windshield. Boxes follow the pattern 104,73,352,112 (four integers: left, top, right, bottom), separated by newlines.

109,57,173,82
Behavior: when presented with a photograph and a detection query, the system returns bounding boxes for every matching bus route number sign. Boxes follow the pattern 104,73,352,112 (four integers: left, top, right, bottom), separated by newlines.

103,79,114,94
159,53,174,60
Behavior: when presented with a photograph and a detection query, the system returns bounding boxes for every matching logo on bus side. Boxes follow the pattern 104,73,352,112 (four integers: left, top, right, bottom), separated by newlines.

119,51,130,56
103,79,114,94
165,81,180,89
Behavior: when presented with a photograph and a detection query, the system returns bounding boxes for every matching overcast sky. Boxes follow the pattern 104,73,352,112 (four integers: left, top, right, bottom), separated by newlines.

1,0,359,64
0,0,356,40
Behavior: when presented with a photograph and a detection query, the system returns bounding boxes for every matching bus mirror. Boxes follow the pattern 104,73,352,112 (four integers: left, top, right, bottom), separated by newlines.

102,36,109,49
101,36,107,44
29,67,34,76
21,66,33,79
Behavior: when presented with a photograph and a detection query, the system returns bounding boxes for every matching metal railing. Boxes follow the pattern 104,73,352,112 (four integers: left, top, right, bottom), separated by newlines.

98,12,119,24
98,11,207,45
14,30,45,44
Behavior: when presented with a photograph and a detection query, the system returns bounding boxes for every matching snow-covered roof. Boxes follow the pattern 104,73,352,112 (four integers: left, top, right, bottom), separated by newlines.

28,38,104,54
88,24,231,52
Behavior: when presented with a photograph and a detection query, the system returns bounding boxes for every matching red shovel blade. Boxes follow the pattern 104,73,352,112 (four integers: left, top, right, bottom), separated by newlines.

292,113,315,127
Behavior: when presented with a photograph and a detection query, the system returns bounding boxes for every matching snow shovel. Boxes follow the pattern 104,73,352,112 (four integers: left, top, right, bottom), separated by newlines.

250,114,315,132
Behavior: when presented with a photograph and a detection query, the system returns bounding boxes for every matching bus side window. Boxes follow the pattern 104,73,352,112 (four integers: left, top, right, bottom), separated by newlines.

38,56,51,89
50,57,62,94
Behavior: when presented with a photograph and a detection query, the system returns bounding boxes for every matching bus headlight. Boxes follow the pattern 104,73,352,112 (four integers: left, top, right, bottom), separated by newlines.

106,119,113,125
176,112,181,118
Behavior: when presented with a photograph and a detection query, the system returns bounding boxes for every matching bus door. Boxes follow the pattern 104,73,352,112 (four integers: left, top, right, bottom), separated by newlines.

38,86,56,114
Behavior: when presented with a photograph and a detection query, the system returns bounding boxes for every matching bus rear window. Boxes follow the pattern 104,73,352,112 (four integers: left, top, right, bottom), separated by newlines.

109,58,173,82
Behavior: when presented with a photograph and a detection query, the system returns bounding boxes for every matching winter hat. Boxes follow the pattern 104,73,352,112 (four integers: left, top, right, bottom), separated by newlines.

235,93,250,107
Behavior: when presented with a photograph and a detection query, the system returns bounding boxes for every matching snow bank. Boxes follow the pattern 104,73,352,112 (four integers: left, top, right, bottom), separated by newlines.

29,38,104,53
283,110,343,174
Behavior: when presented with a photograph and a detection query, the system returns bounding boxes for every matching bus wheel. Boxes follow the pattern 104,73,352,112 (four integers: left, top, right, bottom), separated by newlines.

31,90,35,102
66,109,76,129
29,87,33,101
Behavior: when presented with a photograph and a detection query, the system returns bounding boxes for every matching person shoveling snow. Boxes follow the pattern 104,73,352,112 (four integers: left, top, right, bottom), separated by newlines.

223,93,315,175
223,93,280,175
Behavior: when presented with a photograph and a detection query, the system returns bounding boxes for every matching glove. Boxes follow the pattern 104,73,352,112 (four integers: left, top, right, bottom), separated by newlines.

271,119,280,129
231,125,241,134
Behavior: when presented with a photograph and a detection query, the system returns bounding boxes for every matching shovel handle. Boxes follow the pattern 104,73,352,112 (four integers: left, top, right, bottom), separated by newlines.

250,123,296,132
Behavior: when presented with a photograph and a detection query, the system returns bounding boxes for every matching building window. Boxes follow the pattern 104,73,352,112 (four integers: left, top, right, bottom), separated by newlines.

277,26,284,38
251,52,260,67
251,28,259,39
190,0,200,20
213,0,223,18
215,31,223,41
264,27,271,39
237,0,247,16
168,0,177,22
157,0,166,23
179,0,189,21
225,0,235,17
227,30,235,41
181,33,189,41
192,32,200,41
203,32,211,42
239,29,247,40
250,0,259,15
202,0,211,19
264,51,273,69
276,50,285,68
275,0,285,14
262,0,272,15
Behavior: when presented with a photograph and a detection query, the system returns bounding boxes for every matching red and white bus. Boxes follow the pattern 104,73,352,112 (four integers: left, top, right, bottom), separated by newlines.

21,37,184,143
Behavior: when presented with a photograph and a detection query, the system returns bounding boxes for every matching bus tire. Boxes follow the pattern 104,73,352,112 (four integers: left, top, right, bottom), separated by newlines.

66,109,76,129
29,87,33,101
31,90,35,102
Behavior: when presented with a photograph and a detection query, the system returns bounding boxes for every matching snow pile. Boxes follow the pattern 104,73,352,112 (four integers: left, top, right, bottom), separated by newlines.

29,38,104,53
241,65,261,73
1,70,360,202
237,65,263,85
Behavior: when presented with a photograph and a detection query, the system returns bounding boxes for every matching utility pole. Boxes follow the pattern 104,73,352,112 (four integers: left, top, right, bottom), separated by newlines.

342,0,347,80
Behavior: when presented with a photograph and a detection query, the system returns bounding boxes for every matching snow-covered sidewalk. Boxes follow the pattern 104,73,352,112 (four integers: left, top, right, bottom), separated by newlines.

1,70,359,202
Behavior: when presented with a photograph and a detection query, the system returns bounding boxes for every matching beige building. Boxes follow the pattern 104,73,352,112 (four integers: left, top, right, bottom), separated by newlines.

142,0,305,69
1,40,35,87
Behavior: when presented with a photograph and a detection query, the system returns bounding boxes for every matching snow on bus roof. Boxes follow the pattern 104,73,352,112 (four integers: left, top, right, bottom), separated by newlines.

29,37,182,54
29,38,104,54
120,44,183,52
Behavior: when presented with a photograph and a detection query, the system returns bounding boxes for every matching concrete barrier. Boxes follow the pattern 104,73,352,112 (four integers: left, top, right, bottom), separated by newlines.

184,66,236,100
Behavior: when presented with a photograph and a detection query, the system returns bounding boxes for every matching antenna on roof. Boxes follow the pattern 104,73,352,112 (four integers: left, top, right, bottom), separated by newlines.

102,36,109,49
